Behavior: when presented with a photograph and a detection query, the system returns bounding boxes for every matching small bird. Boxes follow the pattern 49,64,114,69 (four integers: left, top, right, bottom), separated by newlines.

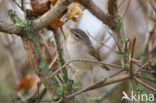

63,28,109,83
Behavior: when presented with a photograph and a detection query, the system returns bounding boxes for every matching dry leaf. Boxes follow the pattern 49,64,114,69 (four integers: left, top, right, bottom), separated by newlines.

30,0,50,16
67,2,83,22
49,0,57,5
17,75,39,97
48,13,65,29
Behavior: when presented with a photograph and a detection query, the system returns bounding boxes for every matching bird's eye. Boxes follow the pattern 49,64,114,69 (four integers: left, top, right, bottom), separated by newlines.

73,33,81,39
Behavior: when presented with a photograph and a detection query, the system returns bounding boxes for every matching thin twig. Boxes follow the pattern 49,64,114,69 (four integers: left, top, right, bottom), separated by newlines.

150,0,156,12
96,31,110,51
60,26,66,40
122,0,131,18
53,29,68,83
118,0,124,8
136,75,156,82
49,55,58,68
108,31,121,52
48,43,64,69
129,38,136,78
46,59,123,80
103,35,111,43
37,82,40,103
21,0,24,11
110,69,124,77
87,31,113,50
37,70,127,103
40,33,54,58
131,58,141,63
66,74,130,99
13,0,24,11
135,58,156,73
134,77,156,92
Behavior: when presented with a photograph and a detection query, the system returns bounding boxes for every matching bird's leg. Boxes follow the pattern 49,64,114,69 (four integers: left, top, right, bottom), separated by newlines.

90,68,94,85
72,70,80,80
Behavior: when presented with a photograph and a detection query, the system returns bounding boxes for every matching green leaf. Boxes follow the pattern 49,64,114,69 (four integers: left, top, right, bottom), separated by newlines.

74,98,81,103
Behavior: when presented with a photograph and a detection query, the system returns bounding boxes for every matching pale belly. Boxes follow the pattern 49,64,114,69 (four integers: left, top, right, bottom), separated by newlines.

70,61,94,70
65,42,97,70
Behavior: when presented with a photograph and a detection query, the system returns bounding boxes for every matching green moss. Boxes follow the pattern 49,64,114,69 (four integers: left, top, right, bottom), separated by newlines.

8,9,25,27
24,19,61,100
117,15,129,71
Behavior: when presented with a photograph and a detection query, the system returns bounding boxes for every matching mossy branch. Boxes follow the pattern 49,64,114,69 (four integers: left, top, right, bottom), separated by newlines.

53,29,68,83
108,0,129,71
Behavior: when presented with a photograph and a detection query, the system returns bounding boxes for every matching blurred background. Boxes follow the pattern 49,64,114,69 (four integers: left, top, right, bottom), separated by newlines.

0,0,155,103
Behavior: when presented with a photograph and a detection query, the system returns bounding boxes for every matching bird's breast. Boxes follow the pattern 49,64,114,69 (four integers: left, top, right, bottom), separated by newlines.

64,40,96,70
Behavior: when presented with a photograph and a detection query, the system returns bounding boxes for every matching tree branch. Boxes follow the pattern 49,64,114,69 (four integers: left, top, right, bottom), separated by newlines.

53,29,68,83
134,77,156,92
129,38,136,78
46,59,122,80
66,74,130,99
135,58,156,73
150,0,156,12
33,0,72,30
76,0,118,30
0,21,23,35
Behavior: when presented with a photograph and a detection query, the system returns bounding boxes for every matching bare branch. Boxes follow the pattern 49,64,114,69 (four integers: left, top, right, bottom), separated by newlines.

75,0,117,30
0,21,23,35
66,74,130,99
134,77,156,92
135,58,156,73
21,0,24,11
46,59,123,80
118,0,124,8
87,31,115,50
129,38,136,78
33,0,72,30
13,0,24,11
136,75,156,83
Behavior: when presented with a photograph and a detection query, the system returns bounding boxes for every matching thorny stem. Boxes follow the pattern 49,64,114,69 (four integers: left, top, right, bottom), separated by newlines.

134,77,156,92
66,74,130,99
135,58,156,73
129,38,136,78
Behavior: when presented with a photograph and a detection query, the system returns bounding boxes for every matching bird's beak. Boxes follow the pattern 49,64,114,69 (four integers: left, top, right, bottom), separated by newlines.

66,26,72,34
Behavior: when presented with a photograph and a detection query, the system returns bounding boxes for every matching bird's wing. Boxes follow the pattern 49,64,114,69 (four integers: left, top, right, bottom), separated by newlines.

88,46,110,70
88,48,101,61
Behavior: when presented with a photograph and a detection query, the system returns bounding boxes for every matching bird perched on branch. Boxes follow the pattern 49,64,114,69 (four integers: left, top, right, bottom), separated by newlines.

63,28,110,83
